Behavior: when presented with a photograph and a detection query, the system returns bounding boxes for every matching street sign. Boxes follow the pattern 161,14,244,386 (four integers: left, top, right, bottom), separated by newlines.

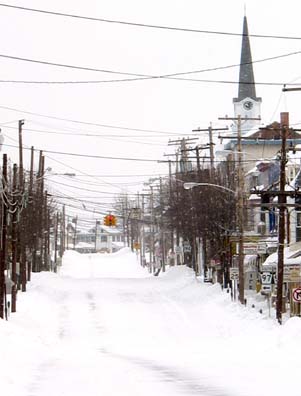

133,242,140,250
282,266,301,282
283,267,291,282
183,241,191,253
261,272,272,285
292,288,301,303
257,242,267,254
175,246,182,254
262,265,275,273
289,269,301,283
243,243,258,255
261,284,272,293
230,268,239,281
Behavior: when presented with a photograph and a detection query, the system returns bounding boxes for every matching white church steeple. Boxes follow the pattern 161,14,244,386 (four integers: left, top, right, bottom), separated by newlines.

233,16,261,134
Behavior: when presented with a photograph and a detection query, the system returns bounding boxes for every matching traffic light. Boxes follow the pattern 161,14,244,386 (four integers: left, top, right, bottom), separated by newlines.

104,214,116,227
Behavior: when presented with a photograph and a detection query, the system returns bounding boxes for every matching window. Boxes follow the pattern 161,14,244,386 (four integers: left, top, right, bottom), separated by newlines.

101,236,107,242
296,212,301,242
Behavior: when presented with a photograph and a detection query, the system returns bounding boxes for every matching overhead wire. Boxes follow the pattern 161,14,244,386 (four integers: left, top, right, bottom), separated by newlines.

2,142,161,162
47,178,139,195
0,105,181,135
0,50,299,85
0,3,301,40
2,130,149,195
0,124,170,147
0,123,183,138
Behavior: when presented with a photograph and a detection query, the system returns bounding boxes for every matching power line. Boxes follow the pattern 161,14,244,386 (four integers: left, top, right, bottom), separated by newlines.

47,174,143,187
1,3,301,40
0,105,180,134
2,142,160,162
0,50,299,85
5,131,159,192
50,173,166,178
0,124,182,138
0,77,295,87
0,53,147,77
44,153,147,192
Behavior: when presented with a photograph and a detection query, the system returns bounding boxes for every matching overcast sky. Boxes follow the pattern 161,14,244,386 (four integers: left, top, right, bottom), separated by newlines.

1,0,301,223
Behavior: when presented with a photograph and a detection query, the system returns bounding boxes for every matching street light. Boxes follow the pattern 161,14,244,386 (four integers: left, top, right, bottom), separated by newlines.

183,182,236,195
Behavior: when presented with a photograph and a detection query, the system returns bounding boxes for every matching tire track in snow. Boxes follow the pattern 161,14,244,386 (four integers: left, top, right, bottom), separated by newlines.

96,348,231,396
89,286,231,396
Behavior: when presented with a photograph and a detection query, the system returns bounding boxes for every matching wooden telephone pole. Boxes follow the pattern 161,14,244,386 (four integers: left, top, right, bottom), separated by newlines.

192,124,228,170
11,164,18,313
251,113,295,323
0,154,8,319
276,112,289,324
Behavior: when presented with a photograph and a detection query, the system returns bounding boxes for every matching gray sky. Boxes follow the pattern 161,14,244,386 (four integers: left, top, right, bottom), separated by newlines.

1,0,301,223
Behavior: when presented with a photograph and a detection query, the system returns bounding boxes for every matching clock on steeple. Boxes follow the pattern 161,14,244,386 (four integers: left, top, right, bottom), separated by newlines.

243,100,253,111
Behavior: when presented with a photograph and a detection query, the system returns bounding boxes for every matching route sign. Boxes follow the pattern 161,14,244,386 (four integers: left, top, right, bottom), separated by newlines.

230,268,239,281
292,288,301,303
261,272,273,285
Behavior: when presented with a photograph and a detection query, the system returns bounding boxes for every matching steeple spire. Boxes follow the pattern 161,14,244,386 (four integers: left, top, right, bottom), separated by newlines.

237,16,257,101
232,15,262,134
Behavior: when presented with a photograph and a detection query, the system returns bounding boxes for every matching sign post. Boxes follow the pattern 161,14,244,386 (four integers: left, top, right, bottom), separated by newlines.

230,268,239,301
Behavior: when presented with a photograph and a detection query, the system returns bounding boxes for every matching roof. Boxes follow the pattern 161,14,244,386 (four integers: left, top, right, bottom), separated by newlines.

100,225,123,235
263,242,301,267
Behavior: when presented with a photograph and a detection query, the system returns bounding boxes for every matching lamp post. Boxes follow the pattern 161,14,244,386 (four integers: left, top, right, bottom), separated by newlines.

183,182,243,298
183,182,236,194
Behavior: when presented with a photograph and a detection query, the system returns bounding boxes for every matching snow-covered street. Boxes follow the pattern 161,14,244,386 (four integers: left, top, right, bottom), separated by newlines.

1,248,301,396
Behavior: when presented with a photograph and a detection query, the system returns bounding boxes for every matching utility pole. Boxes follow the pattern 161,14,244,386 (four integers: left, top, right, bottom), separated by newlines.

192,124,228,171
140,194,146,267
43,192,49,270
251,112,301,323
219,115,260,304
18,120,26,290
94,220,97,252
168,137,198,173
27,146,34,279
159,177,165,272
18,120,24,189
168,160,174,258
11,164,18,313
54,212,59,272
276,112,289,324
61,205,66,257
0,154,8,319
149,186,155,273
73,216,78,250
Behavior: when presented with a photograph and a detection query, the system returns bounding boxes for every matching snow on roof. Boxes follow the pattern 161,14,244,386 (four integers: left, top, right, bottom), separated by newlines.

243,124,265,138
263,242,301,267
100,225,123,235
75,242,95,248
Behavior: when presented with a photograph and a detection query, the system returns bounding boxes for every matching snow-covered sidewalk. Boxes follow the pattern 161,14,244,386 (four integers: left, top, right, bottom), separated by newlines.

1,248,300,396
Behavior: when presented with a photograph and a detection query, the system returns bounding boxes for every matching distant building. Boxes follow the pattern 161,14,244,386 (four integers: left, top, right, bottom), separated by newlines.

66,220,125,253
95,223,124,253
